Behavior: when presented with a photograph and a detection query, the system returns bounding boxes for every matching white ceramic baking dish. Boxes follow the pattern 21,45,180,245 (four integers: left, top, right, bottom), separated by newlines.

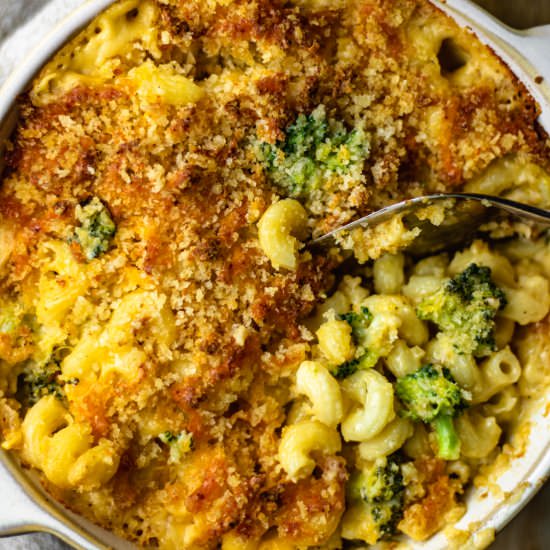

0,1,549,549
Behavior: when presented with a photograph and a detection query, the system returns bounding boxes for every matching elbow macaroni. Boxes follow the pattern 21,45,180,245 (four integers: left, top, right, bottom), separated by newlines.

482,386,519,423
22,396,119,490
385,340,424,378
128,60,204,106
32,0,160,104
363,295,429,346
316,320,355,365
425,334,481,391
62,289,175,382
373,252,405,294
295,361,344,427
455,411,501,459
278,420,341,480
471,347,521,404
358,417,414,461
36,241,90,325
501,274,550,325
257,199,308,270
340,369,395,442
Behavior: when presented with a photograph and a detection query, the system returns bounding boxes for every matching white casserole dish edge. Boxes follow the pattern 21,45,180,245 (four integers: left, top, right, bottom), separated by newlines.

0,1,548,548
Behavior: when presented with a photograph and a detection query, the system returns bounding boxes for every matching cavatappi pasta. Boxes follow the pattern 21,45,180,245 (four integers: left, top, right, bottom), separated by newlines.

1,0,550,548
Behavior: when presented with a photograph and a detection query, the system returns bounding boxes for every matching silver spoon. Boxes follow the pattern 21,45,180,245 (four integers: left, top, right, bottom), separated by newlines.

311,193,550,256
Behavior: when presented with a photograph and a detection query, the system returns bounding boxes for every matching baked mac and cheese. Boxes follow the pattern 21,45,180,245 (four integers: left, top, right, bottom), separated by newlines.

0,0,549,548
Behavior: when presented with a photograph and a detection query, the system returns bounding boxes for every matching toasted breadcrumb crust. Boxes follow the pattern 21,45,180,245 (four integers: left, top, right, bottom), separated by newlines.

0,0,549,547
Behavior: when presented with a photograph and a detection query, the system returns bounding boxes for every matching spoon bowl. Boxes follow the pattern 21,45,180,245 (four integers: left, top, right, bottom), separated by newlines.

311,193,550,256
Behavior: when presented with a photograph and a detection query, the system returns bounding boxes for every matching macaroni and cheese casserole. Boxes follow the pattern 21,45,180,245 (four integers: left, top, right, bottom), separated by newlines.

0,0,550,548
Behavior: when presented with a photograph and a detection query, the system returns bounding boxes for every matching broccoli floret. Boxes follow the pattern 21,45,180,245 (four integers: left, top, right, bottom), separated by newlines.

332,349,380,380
258,105,370,197
332,358,359,380
340,306,373,343
332,306,383,377
18,366,63,405
159,430,193,463
416,263,507,357
16,365,78,409
396,364,467,460
74,197,116,260
347,455,405,542
16,347,78,408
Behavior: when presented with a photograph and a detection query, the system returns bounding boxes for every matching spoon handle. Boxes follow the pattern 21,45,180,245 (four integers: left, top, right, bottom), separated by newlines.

452,193,550,225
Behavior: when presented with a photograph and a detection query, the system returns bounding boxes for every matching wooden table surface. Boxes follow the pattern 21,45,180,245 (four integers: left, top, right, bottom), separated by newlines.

0,1,549,550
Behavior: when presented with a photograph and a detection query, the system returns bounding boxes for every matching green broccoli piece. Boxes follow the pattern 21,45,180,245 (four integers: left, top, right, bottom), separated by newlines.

416,263,507,357
331,306,380,378
16,362,78,409
332,358,359,380
347,455,405,542
18,366,63,405
74,197,116,260
258,105,370,197
159,430,194,463
396,364,467,460
340,306,373,343
332,349,379,379
16,346,79,408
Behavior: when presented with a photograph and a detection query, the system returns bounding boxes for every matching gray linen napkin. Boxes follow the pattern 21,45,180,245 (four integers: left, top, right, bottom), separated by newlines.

0,0,81,85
